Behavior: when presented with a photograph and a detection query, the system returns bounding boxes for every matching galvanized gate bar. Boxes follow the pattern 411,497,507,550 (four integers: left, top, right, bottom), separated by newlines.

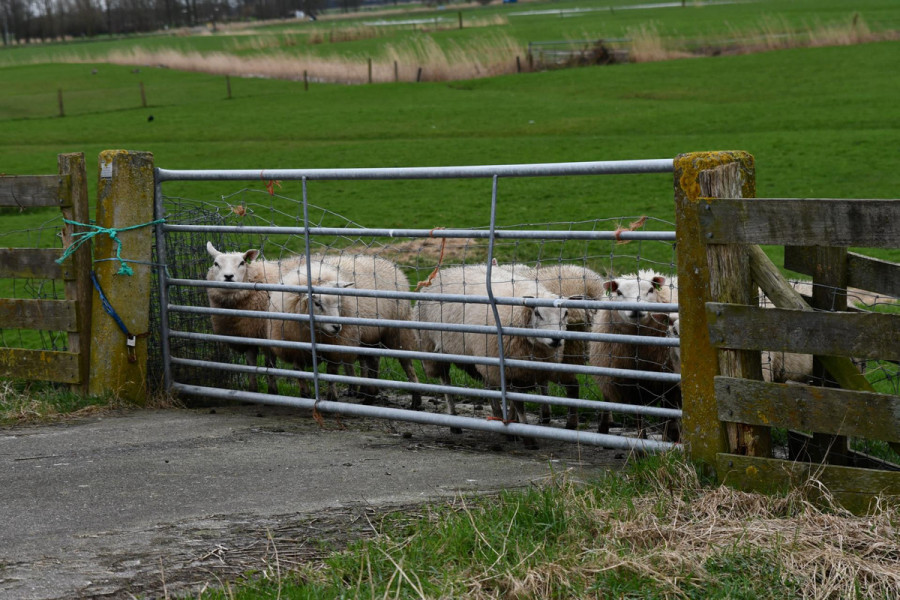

164,224,677,242
157,158,674,182
170,304,681,348
170,331,682,384
171,357,682,419
172,382,678,452
168,278,680,312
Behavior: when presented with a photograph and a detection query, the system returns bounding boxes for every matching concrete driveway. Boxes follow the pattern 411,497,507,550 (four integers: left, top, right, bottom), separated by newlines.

0,404,624,599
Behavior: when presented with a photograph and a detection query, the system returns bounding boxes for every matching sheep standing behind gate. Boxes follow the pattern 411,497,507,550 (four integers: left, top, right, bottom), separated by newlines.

505,263,607,430
267,254,422,407
589,270,681,442
205,242,300,394
416,264,569,443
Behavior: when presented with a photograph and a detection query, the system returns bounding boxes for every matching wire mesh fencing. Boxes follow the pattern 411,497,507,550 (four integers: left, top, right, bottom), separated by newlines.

151,160,686,451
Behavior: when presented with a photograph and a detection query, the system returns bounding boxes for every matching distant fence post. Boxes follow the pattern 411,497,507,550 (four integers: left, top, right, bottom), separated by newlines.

88,150,155,402
58,88,64,117
225,75,232,99
140,82,147,108
674,151,765,471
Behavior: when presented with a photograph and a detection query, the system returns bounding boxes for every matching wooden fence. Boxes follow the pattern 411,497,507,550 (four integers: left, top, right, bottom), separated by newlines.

0,153,92,392
674,151,900,513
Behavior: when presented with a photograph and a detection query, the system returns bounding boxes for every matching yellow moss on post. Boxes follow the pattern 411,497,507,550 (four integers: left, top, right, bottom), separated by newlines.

674,151,757,469
88,150,155,402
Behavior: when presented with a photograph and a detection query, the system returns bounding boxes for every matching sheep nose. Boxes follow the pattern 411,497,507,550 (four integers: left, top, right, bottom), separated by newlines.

549,339,562,348
628,310,644,320
329,324,342,335
223,274,234,282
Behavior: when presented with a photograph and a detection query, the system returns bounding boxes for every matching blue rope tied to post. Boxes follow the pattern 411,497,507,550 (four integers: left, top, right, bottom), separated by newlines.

90,270,147,363
56,218,165,276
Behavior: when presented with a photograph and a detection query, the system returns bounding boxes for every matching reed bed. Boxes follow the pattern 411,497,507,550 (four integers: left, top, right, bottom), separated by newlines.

92,32,522,84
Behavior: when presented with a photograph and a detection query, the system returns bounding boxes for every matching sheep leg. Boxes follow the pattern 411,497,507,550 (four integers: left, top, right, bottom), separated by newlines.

243,347,259,394
538,384,551,424
263,347,278,394
357,356,381,402
399,358,422,410
511,398,538,449
438,368,461,434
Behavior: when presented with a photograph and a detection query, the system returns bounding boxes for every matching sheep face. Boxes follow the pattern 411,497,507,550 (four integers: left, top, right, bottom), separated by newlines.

602,270,666,324
206,241,259,284
299,282,353,337
667,316,681,372
526,304,568,350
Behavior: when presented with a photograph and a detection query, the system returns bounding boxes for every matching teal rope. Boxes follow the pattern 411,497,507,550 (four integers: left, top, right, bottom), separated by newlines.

57,218,165,276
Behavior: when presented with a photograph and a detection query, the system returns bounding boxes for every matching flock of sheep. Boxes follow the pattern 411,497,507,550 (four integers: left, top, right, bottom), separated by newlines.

204,241,683,444
204,240,847,445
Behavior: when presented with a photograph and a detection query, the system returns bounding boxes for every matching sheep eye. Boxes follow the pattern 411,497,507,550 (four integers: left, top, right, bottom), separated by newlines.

534,309,543,321
214,261,220,268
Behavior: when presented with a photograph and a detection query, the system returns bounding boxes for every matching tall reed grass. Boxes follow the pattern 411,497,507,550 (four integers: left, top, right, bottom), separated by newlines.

93,32,522,84
630,13,895,63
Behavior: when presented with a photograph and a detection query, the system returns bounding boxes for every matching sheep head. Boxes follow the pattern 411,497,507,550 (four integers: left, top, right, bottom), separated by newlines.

206,241,260,284
602,270,667,324
297,280,353,337
521,296,567,351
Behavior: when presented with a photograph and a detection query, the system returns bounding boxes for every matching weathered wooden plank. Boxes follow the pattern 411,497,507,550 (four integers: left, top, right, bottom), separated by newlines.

717,453,900,514
0,248,65,279
0,348,80,384
715,376,900,443
0,175,71,208
59,152,92,394
700,163,769,457
698,199,900,248
0,299,77,331
748,245,876,395
707,303,900,361
785,247,900,301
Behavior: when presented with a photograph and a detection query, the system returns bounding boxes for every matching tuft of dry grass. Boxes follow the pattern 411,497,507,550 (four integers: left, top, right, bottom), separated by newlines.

82,32,522,84
628,13,898,63
283,454,900,598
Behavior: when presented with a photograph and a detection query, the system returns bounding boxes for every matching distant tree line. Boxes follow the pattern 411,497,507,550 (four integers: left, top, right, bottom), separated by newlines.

0,0,400,43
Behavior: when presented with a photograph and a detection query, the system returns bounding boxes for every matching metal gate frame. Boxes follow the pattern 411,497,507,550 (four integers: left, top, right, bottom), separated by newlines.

153,159,681,452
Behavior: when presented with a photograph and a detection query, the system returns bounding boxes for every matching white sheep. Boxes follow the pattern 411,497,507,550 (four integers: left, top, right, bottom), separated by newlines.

416,264,568,443
519,263,607,429
266,262,357,401
205,241,299,394
589,269,681,441
268,254,422,406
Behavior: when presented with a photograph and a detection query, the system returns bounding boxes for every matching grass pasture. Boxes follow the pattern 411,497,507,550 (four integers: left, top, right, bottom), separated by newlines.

2,3,900,596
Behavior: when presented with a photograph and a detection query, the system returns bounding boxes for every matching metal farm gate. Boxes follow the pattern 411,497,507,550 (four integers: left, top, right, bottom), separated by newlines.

151,159,682,452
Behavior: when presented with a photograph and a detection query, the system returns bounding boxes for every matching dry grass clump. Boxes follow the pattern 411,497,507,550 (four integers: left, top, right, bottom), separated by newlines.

91,32,521,84
328,455,900,599
628,13,898,63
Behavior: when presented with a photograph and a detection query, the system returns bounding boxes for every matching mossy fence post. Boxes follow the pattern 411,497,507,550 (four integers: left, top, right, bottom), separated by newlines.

674,151,769,473
88,150,155,402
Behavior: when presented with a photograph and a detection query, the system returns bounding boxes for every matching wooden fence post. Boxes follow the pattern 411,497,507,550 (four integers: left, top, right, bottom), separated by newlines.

88,150,155,402
226,75,232,99
58,88,65,117
59,153,93,394
140,82,147,108
674,151,767,471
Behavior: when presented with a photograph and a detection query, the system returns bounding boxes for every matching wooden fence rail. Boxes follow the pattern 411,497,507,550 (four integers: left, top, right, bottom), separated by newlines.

674,151,900,513
0,154,92,391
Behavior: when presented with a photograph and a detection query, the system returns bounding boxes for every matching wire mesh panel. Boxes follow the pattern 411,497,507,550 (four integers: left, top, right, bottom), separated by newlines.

152,160,684,451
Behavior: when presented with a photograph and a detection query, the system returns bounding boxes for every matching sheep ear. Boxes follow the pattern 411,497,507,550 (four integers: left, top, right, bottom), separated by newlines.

206,241,220,258
651,276,666,291
650,312,670,326
244,249,260,262
603,280,618,294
